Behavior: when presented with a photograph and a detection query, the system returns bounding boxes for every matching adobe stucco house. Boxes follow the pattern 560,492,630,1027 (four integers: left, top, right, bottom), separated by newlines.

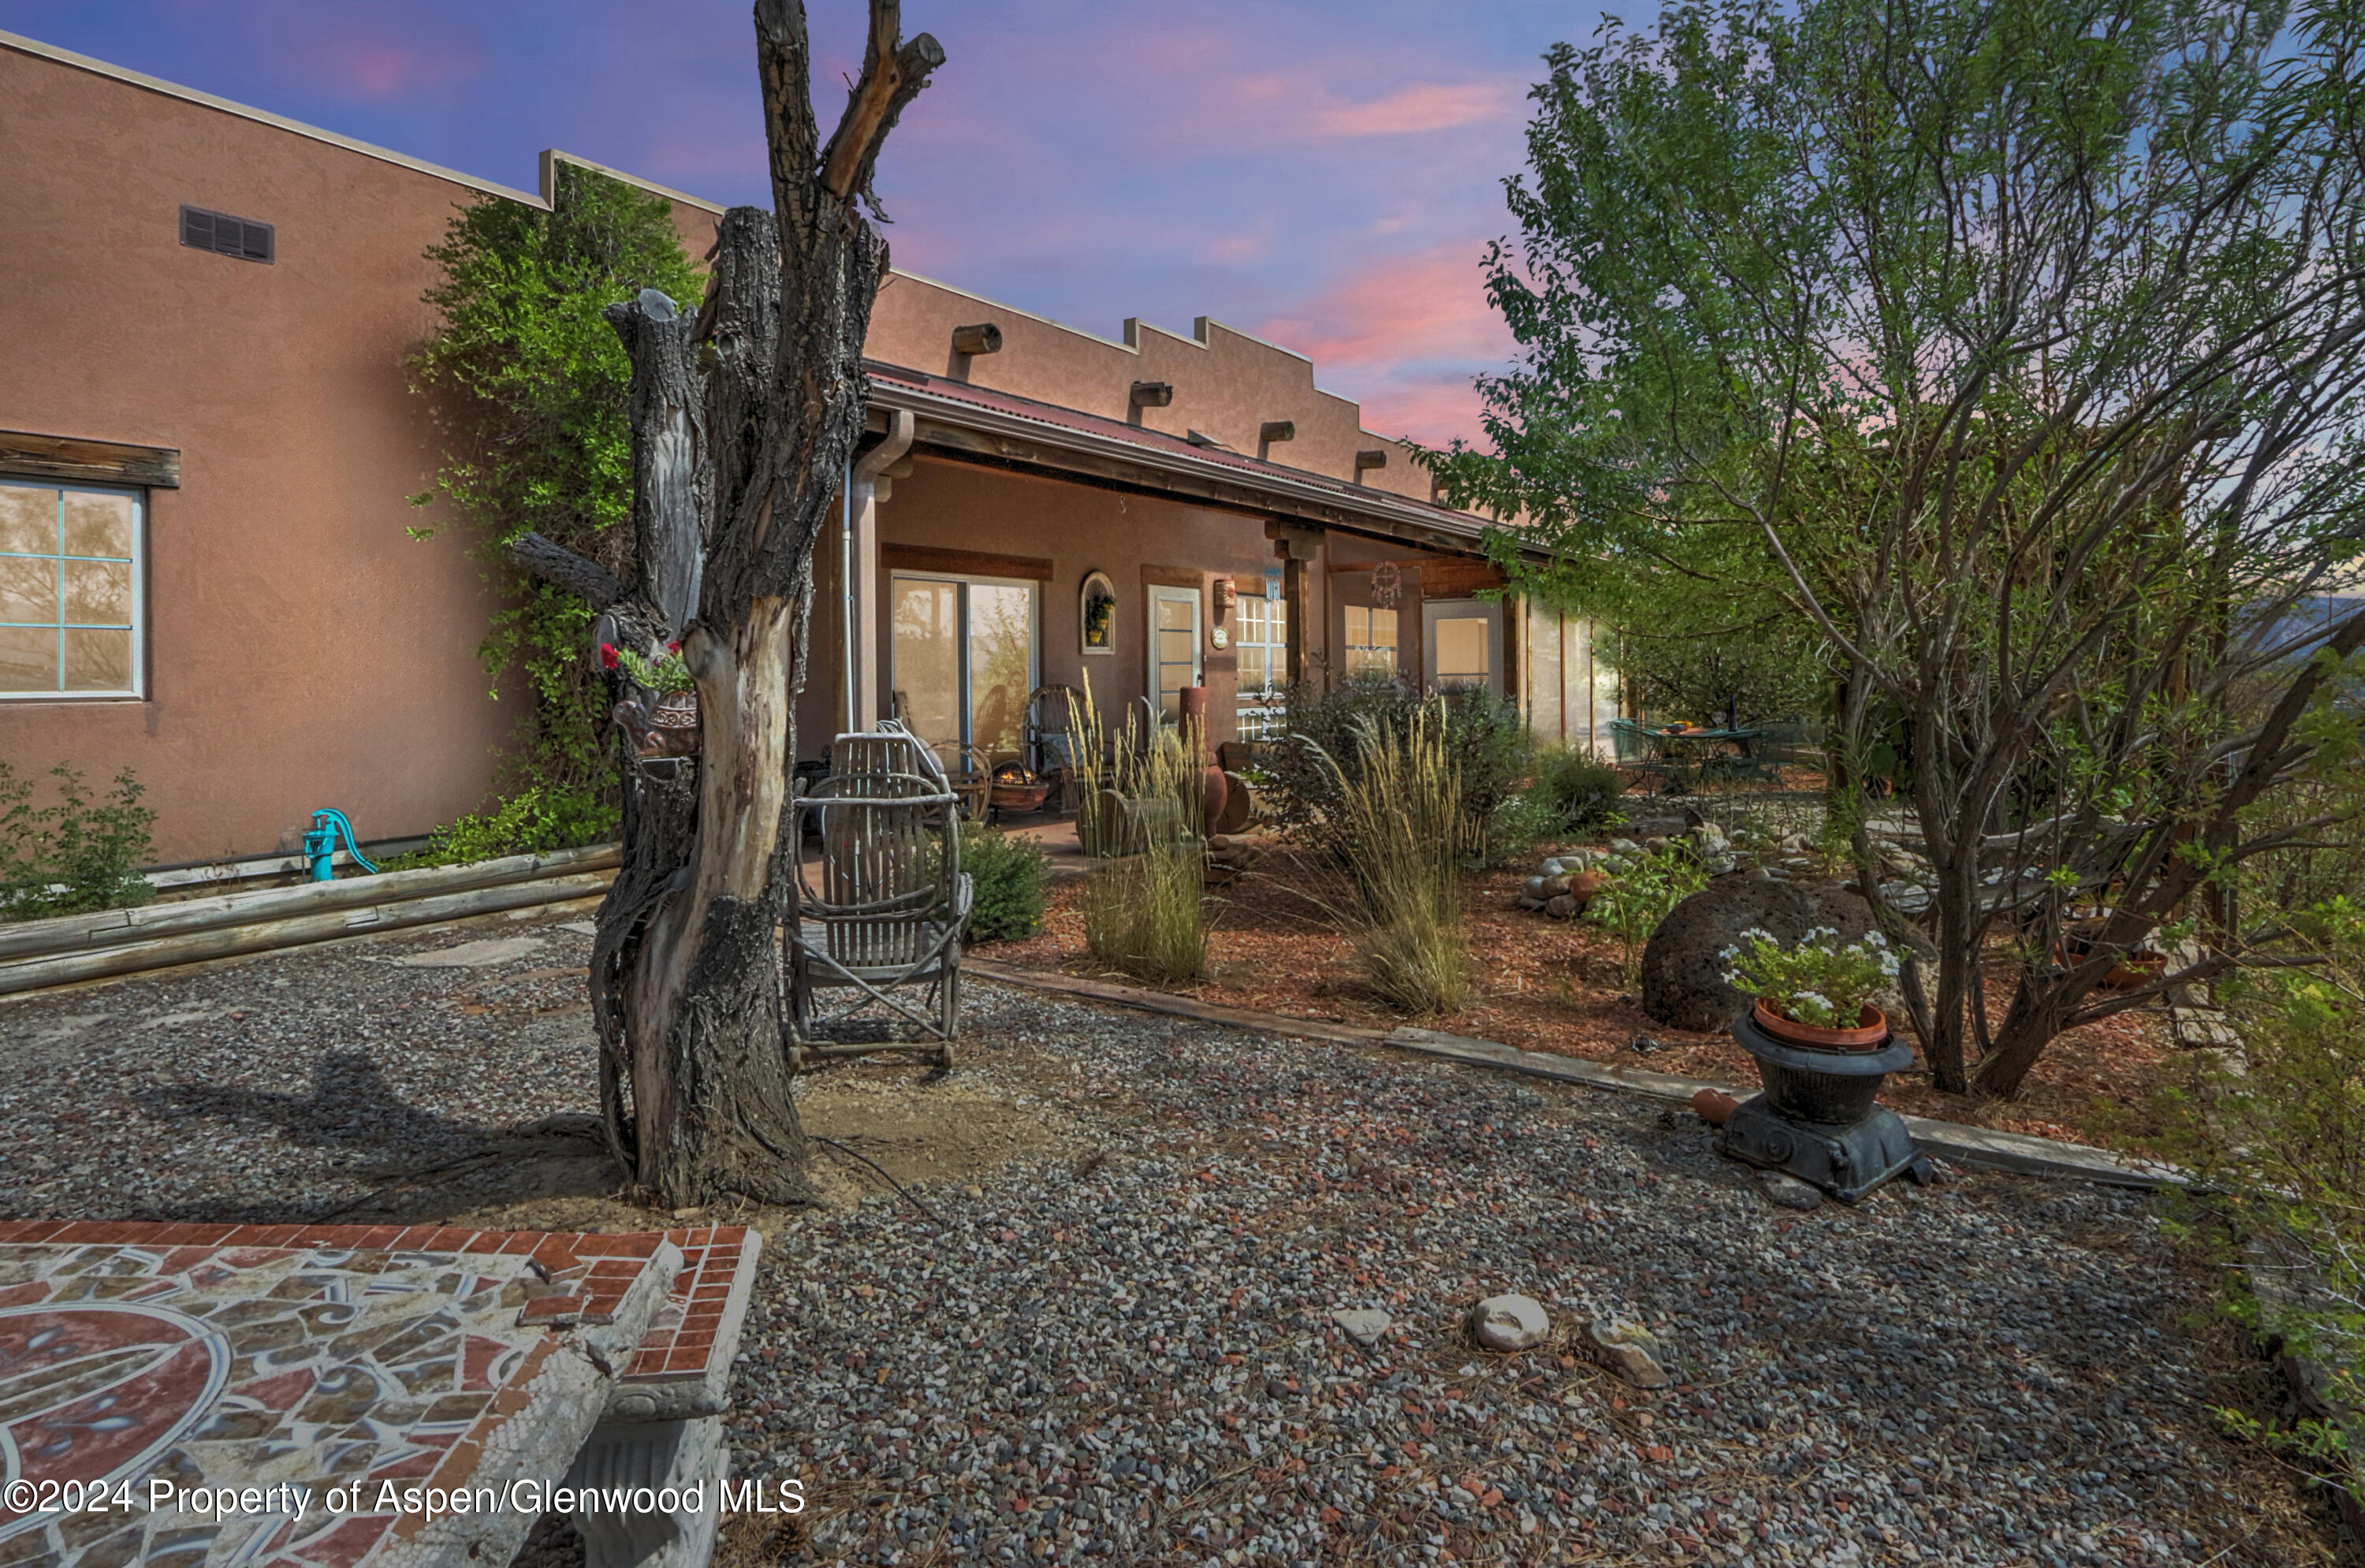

0,29,1615,865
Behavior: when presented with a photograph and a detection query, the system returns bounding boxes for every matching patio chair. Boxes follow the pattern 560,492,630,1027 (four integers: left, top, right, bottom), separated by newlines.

1023,683,1086,810
931,740,995,822
1607,717,1682,788
784,724,971,1071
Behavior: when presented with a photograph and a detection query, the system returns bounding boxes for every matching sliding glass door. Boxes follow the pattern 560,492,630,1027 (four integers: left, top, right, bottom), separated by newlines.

890,572,1038,755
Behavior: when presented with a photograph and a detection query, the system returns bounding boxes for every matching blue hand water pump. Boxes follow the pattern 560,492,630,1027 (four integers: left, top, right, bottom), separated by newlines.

302,809,378,881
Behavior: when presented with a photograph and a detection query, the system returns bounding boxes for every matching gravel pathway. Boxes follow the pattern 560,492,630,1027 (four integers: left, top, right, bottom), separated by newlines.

0,918,2331,1565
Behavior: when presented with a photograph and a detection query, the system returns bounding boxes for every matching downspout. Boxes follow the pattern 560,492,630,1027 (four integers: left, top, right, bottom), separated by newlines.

846,409,915,732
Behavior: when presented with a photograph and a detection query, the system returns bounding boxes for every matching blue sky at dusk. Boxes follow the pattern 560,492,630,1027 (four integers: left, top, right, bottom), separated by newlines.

5,2,1592,445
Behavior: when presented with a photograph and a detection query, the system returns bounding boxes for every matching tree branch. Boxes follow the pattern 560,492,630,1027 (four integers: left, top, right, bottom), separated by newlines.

818,0,946,210
505,531,626,610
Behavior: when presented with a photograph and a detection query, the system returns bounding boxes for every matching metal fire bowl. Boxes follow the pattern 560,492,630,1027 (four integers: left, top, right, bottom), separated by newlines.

1720,1008,1925,1202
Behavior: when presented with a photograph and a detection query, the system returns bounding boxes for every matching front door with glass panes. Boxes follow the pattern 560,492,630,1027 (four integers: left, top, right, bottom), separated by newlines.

1343,603,1399,680
889,573,1037,758
1147,585,1201,724
1234,578,1286,739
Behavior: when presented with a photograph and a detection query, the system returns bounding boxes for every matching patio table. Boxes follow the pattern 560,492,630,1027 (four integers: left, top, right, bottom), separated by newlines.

0,1219,760,1568
1644,724,1765,782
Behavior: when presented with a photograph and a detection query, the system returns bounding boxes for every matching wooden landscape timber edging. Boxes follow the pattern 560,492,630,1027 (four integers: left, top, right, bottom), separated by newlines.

0,848,619,996
963,958,2184,1190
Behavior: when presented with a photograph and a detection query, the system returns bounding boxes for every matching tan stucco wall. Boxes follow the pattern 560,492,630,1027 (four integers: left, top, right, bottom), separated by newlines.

0,46,524,862
868,274,1437,506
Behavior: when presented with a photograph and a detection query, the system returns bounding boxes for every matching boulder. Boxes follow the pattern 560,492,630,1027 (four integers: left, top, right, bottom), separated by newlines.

1637,877,1886,1032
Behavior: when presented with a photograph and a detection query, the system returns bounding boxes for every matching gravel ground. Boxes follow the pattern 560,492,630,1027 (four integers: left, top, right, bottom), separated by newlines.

0,915,2337,1565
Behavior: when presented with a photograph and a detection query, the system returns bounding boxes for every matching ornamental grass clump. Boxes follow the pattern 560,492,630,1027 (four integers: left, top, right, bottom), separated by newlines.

1309,701,1468,1014
1724,926,1900,1028
1081,715,1207,982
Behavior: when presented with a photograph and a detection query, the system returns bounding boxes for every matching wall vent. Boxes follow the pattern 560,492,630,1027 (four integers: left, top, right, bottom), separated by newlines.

180,206,274,263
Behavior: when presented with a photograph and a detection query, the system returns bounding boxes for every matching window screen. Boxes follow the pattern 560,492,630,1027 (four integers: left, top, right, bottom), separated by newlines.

181,205,275,263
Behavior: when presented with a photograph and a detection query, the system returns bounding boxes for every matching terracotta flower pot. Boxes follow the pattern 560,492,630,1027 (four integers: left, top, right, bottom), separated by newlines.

1752,997,1889,1053
2061,925,2166,990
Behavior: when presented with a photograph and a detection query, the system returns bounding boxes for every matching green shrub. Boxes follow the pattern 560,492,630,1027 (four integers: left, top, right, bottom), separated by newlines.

0,763,156,922
2153,899,2365,1504
1269,676,1531,860
388,784,610,870
1483,790,1563,870
1530,746,1625,834
1585,841,1710,985
961,827,1048,942
407,162,701,858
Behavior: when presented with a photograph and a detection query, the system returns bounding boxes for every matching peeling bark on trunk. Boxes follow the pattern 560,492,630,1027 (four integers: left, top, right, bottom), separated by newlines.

568,0,941,1208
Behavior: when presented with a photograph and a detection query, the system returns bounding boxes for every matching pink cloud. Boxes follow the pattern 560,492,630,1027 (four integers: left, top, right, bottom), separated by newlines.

1257,248,1514,447
269,20,482,101
1356,374,1496,449
1307,80,1519,137
1260,248,1511,370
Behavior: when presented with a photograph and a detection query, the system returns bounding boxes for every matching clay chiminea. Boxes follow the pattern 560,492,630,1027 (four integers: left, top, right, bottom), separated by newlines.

1175,685,1228,832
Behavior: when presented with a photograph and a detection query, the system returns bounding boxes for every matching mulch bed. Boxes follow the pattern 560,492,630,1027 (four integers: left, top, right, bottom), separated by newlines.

984,842,2181,1153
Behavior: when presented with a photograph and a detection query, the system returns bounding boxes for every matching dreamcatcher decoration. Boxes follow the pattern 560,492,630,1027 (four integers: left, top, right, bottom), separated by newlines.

1369,561,1402,609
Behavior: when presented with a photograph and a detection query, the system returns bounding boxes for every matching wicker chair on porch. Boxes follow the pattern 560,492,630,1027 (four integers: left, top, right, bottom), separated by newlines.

784,723,971,1071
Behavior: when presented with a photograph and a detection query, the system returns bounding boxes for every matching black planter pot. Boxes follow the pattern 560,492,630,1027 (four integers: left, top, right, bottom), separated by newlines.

1733,1009,1912,1124
1718,1007,1925,1203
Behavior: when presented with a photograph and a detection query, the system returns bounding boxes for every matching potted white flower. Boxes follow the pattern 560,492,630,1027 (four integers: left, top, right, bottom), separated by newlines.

1723,926,1900,1052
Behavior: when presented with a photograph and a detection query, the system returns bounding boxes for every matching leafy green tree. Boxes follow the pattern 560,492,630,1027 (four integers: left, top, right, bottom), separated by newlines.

406,162,704,853
1430,0,2365,1094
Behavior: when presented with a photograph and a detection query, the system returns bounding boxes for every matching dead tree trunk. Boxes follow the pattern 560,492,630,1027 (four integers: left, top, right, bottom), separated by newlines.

520,1,942,1207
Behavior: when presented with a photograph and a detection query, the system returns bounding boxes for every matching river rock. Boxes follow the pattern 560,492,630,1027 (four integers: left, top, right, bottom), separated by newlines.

1756,1170,1824,1211
1469,1294,1550,1352
1585,1318,1671,1388
1331,1307,1392,1345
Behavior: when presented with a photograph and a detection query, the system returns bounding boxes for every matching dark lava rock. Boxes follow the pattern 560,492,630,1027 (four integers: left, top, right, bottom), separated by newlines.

1638,877,1883,1032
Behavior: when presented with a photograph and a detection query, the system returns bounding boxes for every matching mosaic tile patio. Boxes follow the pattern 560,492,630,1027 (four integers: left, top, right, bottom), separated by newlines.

0,1222,753,1568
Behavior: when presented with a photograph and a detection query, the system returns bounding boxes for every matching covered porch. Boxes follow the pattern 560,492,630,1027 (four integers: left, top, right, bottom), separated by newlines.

796,359,1617,784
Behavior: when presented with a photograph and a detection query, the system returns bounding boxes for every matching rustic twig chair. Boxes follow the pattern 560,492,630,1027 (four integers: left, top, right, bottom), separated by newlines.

784,723,970,1071
1023,683,1086,810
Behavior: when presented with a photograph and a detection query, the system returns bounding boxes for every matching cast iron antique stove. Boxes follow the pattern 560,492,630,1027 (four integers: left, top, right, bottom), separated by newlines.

1717,1007,1933,1202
